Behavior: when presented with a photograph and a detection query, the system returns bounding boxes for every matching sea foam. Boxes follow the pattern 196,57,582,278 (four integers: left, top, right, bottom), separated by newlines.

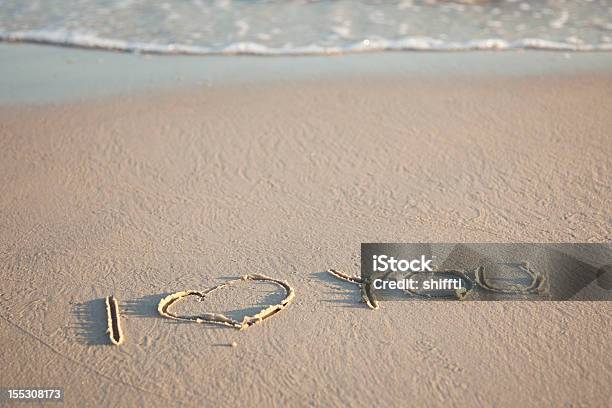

1,0,611,55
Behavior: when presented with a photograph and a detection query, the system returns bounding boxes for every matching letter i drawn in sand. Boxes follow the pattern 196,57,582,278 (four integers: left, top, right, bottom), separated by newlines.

105,295,125,346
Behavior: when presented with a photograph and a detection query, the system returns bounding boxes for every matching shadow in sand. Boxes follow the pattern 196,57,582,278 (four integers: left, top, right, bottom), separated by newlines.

123,293,230,328
121,291,269,330
221,283,287,321
72,298,109,346
123,293,170,318
313,270,365,309
212,343,238,347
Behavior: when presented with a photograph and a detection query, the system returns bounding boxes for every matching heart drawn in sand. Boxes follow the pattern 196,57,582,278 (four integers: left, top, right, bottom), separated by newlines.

157,274,295,330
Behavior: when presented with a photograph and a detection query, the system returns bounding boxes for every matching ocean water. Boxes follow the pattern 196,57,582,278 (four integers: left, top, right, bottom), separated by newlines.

1,0,612,55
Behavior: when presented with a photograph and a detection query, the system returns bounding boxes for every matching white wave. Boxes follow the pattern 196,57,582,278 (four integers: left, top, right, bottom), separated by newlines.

1,30,612,55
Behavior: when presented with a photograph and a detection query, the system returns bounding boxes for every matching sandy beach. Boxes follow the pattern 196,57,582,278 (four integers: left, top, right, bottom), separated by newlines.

1,46,611,406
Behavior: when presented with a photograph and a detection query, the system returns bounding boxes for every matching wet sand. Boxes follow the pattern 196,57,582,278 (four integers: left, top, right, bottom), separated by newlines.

0,47,611,407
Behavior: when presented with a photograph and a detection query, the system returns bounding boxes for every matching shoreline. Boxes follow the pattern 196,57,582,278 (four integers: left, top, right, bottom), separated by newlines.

3,32,612,55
